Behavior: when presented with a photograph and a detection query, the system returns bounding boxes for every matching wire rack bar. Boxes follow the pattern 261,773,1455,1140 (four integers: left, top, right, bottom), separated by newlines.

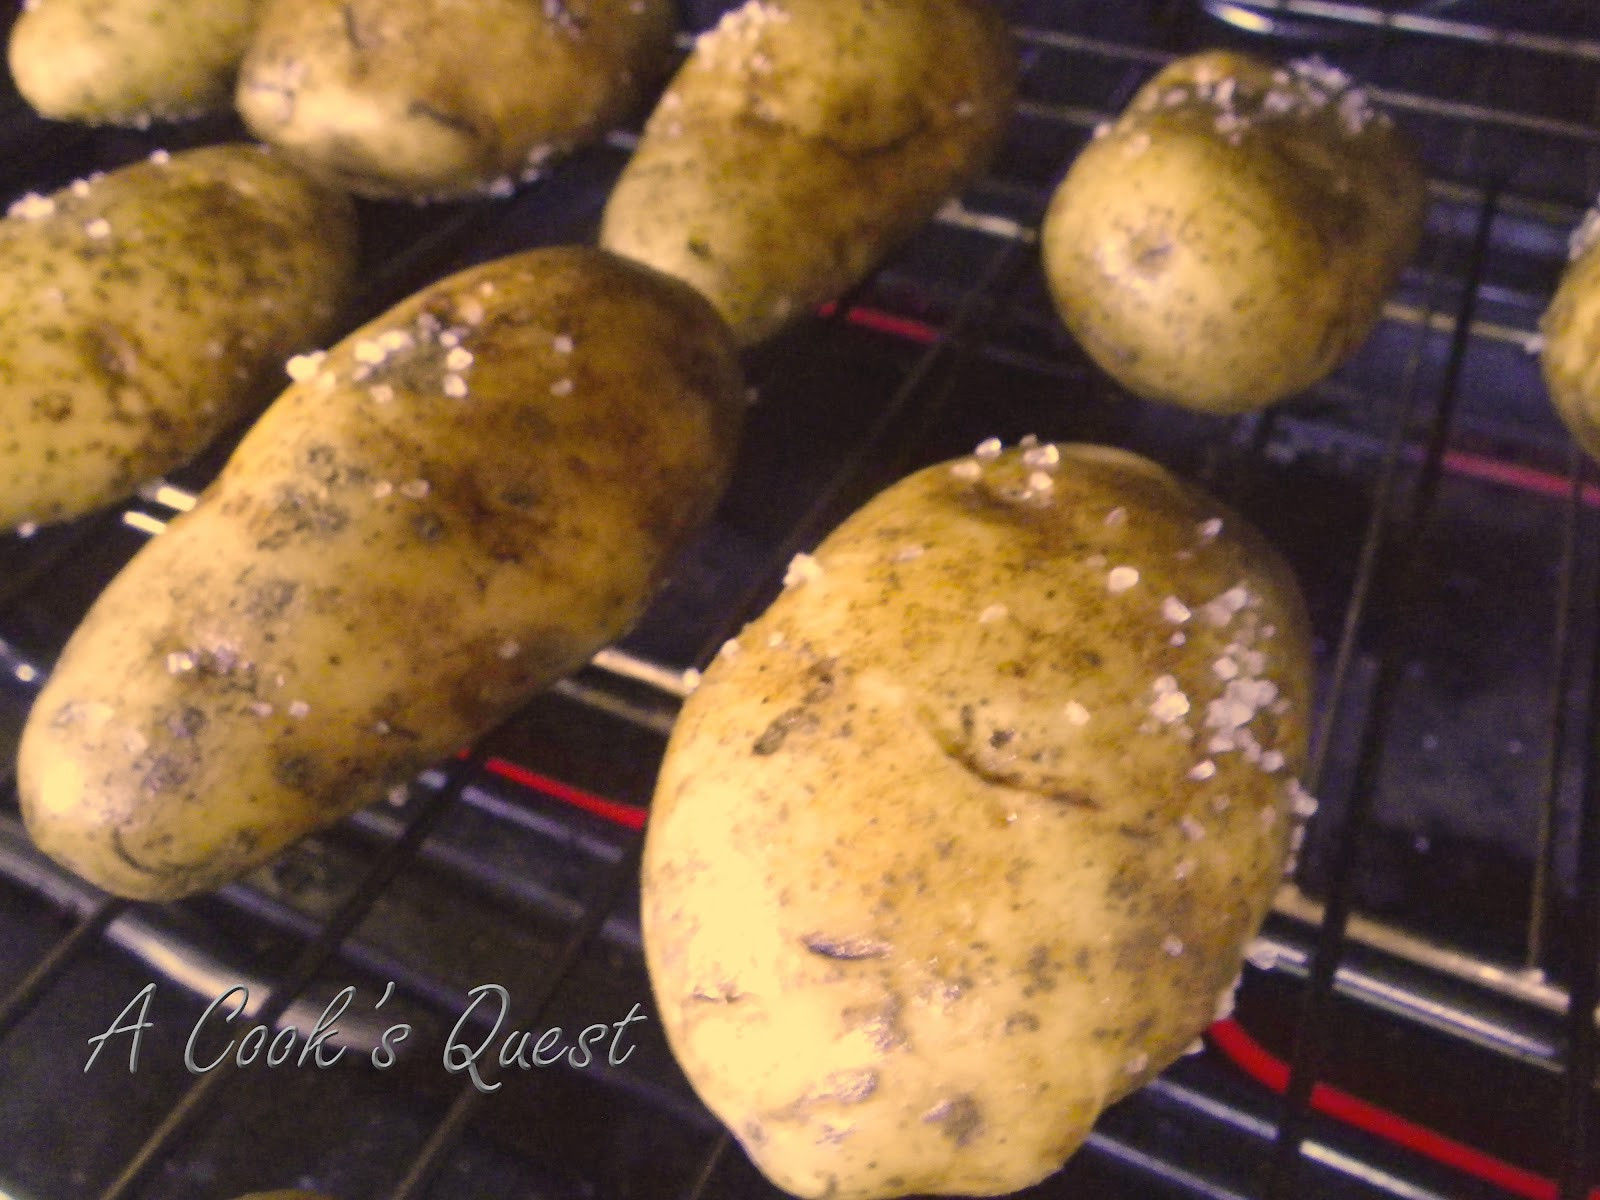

1529,450,1588,970
386,838,645,1199
1266,179,1503,1199
1560,506,1600,1199
90,757,474,1200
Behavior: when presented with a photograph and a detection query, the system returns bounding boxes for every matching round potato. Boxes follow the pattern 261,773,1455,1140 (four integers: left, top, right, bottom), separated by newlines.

643,442,1314,1199
8,0,264,126
19,247,744,900
599,0,1015,345
0,143,357,532
1042,51,1425,414
236,0,675,201
1540,208,1600,463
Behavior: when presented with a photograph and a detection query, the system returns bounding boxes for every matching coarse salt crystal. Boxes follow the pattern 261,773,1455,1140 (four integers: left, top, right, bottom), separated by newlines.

399,479,431,499
288,700,310,718
1180,815,1206,840
1028,472,1054,493
1125,1051,1149,1075
1174,858,1195,881
1022,443,1060,469
1170,632,1187,647
1189,759,1217,781
286,351,325,382
442,374,468,398
387,784,409,806
1162,597,1191,623
16,522,37,538
1064,701,1091,727
978,603,1008,624
369,385,395,404
550,378,574,396
890,544,925,564
784,553,822,588
372,481,393,499
1105,507,1127,526
682,668,703,692
720,638,741,658
149,149,171,164
1107,566,1140,594
1151,691,1190,723
248,701,274,717
553,334,575,354
1197,517,1223,540
166,652,196,675
7,192,53,219
1162,936,1185,957
1213,656,1239,681
767,631,786,648
973,437,1003,460
1260,749,1285,773
353,339,387,364
949,460,982,482
445,347,474,371
498,640,521,660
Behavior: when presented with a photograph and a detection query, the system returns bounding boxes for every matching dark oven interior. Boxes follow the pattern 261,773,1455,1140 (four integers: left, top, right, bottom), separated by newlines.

1,1,1598,1198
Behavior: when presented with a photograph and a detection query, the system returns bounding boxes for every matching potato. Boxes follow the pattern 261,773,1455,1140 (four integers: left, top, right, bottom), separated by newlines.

18,246,744,900
643,442,1314,1199
1540,208,1600,463
0,144,357,532
599,0,1015,345
8,0,263,125
236,0,675,201
1042,51,1426,414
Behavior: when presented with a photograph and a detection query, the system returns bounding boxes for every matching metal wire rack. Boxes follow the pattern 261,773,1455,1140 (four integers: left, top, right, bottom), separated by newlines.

0,1,1598,1198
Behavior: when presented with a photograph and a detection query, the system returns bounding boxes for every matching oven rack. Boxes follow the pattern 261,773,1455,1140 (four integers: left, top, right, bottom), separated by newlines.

1,1,1598,1198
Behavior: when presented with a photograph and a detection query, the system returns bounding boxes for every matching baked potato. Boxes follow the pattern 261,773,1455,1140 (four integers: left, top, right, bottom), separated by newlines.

643,441,1314,1199
1042,51,1426,414
8,0,264,125
236,0,675,201
19,247,744,900
1540,206,1600,463
599,0,1016,345
0,143,357,532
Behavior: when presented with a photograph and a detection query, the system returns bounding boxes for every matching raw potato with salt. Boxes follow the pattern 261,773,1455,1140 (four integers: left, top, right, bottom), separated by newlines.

8,0,264,125
19,247,744,900
0,144,356,532
1540,205,1600,465
237,0,675,200
600,0,1016,345
643,443,1315,1199
1042,51,1425,414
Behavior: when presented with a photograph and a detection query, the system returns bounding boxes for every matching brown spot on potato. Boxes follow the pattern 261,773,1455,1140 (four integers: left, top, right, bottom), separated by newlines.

753,706,817,755
923,1094,983,1147
803,934,891,960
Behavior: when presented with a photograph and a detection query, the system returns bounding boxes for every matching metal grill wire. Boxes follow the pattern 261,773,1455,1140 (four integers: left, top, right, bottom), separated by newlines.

0,0,1596,1196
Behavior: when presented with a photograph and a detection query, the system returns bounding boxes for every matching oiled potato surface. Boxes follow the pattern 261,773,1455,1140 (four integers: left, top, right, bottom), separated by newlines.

644,444,1313,1199
238,0,675,200
1043,52,1425,414
20,248,743,900
9,0,264,125
0,144,356,531
600,0,1015,344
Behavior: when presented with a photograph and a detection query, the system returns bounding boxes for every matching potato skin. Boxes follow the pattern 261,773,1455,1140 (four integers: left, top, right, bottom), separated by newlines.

0,144,357,531
19,247,744,900
1042,51,1425,414
1540,215,1600,463
644,444,1312,1199
237,0,675,201
8,0,264,125
600,0,1016,345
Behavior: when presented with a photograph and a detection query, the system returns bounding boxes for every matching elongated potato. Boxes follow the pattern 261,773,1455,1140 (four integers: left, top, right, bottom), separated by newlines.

644,443,1314,1199
1541,207,1600,463
8,0,264,125
1042,52,1425,414
600,0,1015,345
19,247,744,900
237,0,675,201
0,144,357,532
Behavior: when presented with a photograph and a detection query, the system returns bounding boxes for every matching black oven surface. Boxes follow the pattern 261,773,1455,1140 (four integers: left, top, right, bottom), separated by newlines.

1,1,1598,1198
